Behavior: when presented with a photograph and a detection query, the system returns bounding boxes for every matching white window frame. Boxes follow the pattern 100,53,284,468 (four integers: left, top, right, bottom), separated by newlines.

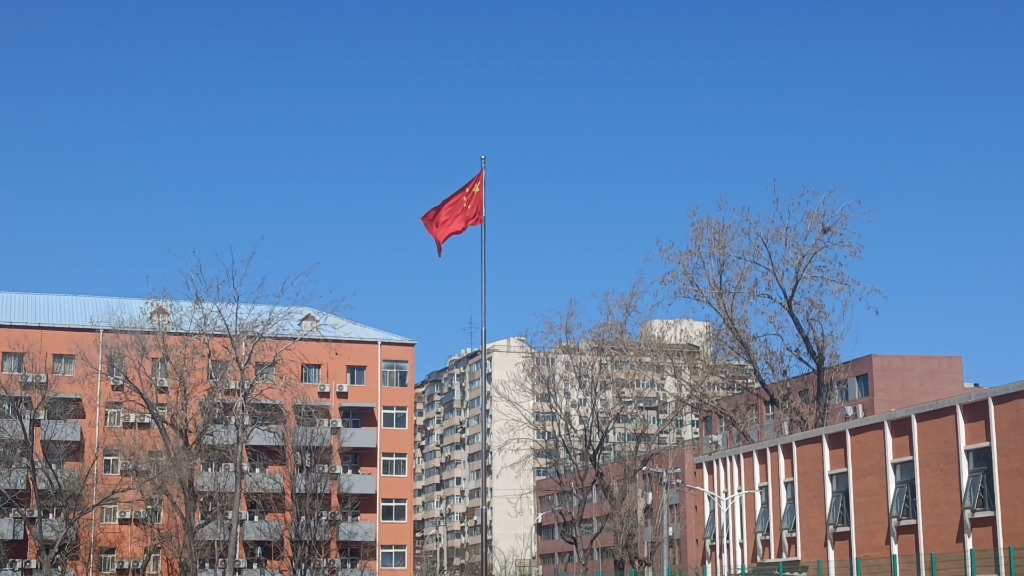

301,364,321,385
382,453,408,477
381,498,408,522
101,505,119,525
52,354,76,377
346,366,366,386
146,551,162,574
1,353,25,375
105,404,123,428
103,455,121,476
99,552,117,574
381,545,407,569
382,407,408,429
382,361,409,388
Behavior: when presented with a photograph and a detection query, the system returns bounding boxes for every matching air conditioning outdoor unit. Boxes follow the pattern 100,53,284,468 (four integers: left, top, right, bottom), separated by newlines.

23,560,38,569
122,413,136,424
138,414,153,424
216,560,228,569
117,560,131,570
155,378,169,390
318,511,330,521
117,510,133,520
708,434,723,446
330,559,344,569
329,419,343,428
133,510,148,519
31,410,46,420
315,464,330,473
855,404,864,418
317,419,331,428
6,559,22,570
328,511,341,521
317,384,331,393
119,461,133,473
336,384,348,393
130,561,144,570
221,463,235,472
24,509,39,518
234,560,246,569
225,381,238,391
330,465,344,474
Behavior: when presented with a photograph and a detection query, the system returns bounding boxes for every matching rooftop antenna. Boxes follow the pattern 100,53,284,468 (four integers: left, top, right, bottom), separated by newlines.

463,309,477,350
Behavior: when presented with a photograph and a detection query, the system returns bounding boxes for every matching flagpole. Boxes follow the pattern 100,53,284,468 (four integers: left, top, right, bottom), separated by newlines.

479,155,489,576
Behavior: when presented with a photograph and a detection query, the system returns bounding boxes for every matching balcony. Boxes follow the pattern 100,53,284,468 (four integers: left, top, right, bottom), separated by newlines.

248,426,284,447
0,469,27,491
0,517,24,540
245,473,284,494
338,428,376,449
37,469,81,492
338,570,375,576
337,474,375,495
204,425,239,445
293,473,333,495
336,521,375,542
290,520,331,541
241,570,282,576
294,426,332,447
243,519,284,541
41,421,82,442
0,419,28,440
41,518,68,542
197,471,236,492
196,520,232,541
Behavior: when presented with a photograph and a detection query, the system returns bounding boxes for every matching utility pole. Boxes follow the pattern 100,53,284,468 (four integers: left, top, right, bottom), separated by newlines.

642,467,683,576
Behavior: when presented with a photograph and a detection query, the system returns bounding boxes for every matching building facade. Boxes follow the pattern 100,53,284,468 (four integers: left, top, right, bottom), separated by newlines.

696,379,1024,576
0,292,416,576
413,338,534,576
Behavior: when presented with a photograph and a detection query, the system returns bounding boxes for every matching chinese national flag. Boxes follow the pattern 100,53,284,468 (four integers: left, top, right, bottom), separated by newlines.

421,171,485,256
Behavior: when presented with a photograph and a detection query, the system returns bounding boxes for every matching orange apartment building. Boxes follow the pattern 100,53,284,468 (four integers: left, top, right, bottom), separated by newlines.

0,292,416,576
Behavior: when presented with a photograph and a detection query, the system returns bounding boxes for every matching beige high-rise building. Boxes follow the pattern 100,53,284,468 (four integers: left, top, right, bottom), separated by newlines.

413,338,534,576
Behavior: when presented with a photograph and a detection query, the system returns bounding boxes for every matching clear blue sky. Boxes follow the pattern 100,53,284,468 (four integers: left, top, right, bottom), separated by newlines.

1,3,1022,386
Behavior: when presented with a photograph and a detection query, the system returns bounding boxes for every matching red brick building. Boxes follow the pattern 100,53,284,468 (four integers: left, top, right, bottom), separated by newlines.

695,380,1024,576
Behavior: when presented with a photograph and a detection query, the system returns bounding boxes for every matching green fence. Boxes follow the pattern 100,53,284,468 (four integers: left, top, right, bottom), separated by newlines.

730,548,1023,576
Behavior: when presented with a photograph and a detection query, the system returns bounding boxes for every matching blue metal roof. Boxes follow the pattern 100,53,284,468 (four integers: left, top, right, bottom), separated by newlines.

0,292,414,344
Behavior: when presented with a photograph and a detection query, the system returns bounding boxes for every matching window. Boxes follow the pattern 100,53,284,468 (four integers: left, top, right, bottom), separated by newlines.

340,410,362,429
147,499,164,524
382,361,409,387
781,480,797,533
105,404,123,428
339,548,362,569
52,355,76,376
255,363,276,383
382,453,408,477
208,360,228,382
382,499,408,522
99,549,117,574
889,460,917,521
799,390,811,404
383,407,408,429
103,453,121,475
534,412,556,422
963,447,994,514
754,484,770,536
146,550,162,574
381,545,407,569
107,355,126,382
101,505,119,525
1,353,24,375
703,495,716,541
827,472,850,530
151,358,169,379
301,364,321,385
704,417,713,436
347,366,366,386
856,374,870,399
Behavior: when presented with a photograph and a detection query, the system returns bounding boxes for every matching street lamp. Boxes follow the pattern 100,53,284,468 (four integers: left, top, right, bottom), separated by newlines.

642,467,684,576
684,485,758,576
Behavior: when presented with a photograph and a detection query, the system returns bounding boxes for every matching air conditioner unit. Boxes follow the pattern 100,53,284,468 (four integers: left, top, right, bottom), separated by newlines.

117,510,133,520
130,561,144,570
133,510,148,519
117,560,131,570
155,377,169,389
234,560,246,569
317,384,331,393
119,461,133,473
855,404,864,418
24,509,39,518
315,464,330,473
221,463,235,472
781,420,791,435
328,511,341,521
330,465,344,474
138,414,153,424
708,434,723,446
317,419,331,428
216,559,228,569
122,413,136,424
329,419,343,428
6,559,22,570
318,511,330,521
23,560,38,569
336,383,348,393
225,381,238,391
31,410,46,420
329,559,344,569
110,377,124,389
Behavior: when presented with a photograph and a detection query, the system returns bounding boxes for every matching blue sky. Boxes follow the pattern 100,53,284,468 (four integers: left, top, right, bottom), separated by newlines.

1,3,1021,385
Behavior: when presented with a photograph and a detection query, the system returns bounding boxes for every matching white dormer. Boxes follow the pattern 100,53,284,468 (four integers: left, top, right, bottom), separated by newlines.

150,305,170,326
299,313,319,333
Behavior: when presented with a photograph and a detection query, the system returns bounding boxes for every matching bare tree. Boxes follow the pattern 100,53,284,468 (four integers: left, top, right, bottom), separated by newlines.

494,285,701,576
660,185,878,441
91,252,330,576
0,347,130,576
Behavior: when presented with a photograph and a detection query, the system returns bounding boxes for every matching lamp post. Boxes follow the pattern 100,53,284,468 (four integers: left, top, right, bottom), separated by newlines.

642,467,684,576
685,485,758,576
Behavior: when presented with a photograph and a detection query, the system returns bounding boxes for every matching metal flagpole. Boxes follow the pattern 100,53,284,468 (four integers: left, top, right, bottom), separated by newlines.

479,155,489,576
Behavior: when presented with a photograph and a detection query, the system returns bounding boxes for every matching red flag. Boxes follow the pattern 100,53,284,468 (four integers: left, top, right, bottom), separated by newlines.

421,171,485,256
